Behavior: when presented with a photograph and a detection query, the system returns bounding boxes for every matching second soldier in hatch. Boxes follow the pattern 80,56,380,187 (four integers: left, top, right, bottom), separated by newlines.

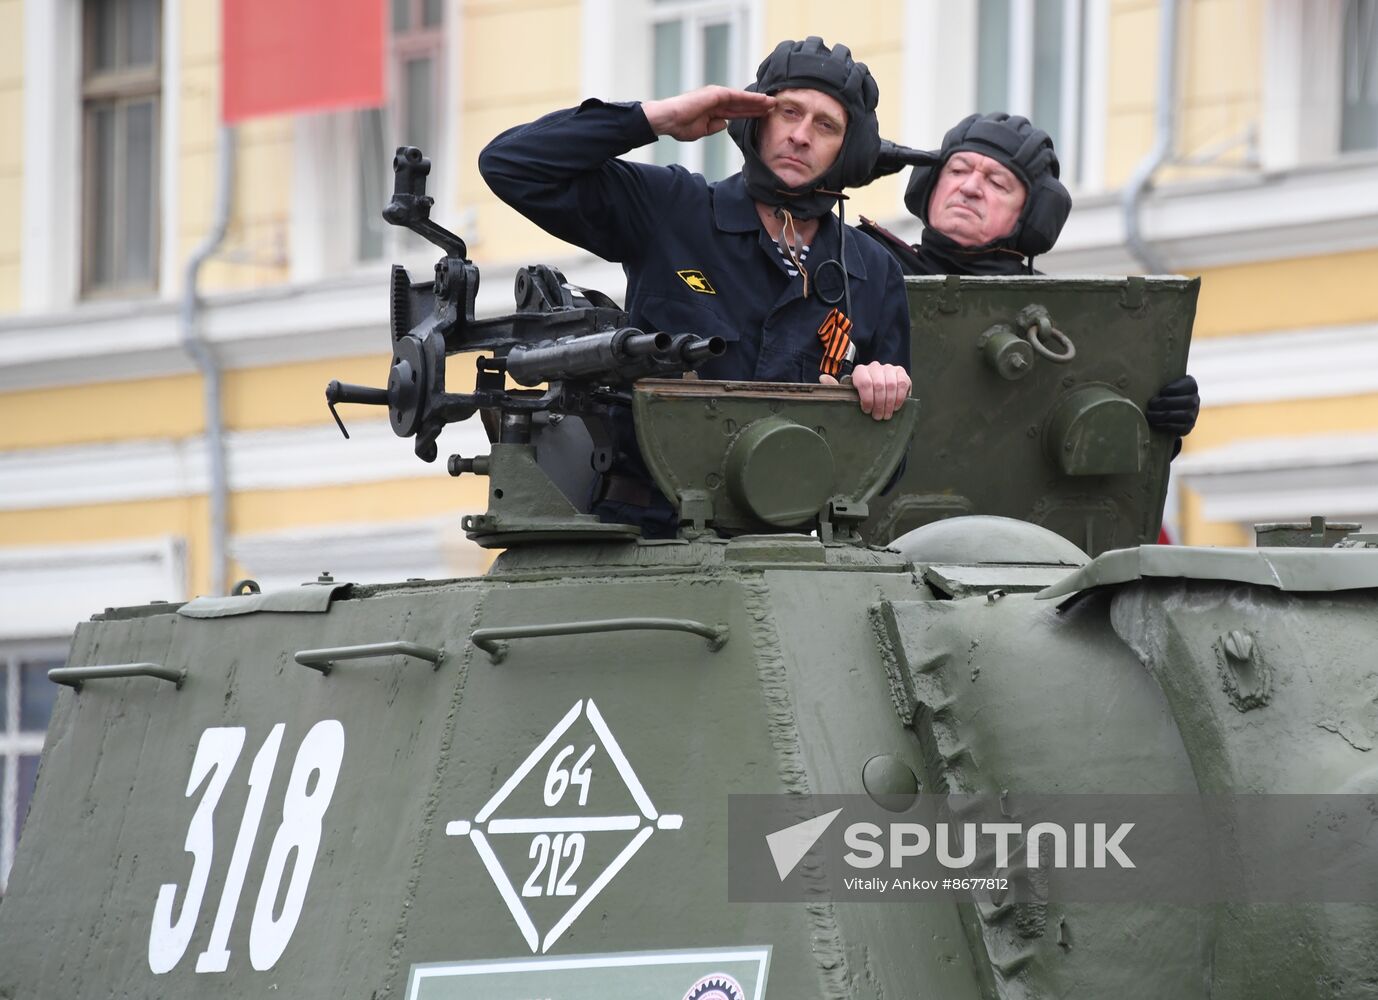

479,37,911,533
861,112,1201,447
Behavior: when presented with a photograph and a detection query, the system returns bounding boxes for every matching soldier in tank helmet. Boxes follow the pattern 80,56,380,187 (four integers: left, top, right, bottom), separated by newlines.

479,37,912,532
861,112,1200,446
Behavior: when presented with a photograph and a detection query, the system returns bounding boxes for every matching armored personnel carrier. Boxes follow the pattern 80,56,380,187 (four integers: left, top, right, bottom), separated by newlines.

3,149,1377,1000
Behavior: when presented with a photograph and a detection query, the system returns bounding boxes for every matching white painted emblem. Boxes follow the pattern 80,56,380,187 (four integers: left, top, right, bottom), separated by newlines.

446,699,683,953
683,972,746,1000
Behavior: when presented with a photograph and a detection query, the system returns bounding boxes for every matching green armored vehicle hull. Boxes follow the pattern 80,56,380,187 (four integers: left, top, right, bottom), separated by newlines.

5,151,1378,998
5,527,1378,998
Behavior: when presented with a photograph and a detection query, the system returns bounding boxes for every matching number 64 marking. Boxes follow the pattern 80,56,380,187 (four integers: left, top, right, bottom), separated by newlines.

147,720,344,975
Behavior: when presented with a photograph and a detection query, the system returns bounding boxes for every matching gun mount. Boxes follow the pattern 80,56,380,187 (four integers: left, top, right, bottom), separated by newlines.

325,147,727,465
327,147,916,546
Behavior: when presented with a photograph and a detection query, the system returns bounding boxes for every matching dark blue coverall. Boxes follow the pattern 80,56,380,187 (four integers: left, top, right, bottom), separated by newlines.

479,99,912,530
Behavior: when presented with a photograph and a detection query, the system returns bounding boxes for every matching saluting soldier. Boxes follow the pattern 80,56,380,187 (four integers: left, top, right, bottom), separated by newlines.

480,37,912,533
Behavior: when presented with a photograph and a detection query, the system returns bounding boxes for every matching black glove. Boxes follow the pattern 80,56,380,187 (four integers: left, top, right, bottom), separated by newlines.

1146,375,1200,437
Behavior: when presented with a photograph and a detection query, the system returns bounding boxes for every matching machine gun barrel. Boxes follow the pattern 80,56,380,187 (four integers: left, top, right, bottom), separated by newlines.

327,145,734,457
620,330,671,358
505,328,672,386
669,333,727,365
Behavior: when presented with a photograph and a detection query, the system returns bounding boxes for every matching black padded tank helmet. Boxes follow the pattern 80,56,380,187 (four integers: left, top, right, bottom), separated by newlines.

904,112,1072,258
728,36,881,217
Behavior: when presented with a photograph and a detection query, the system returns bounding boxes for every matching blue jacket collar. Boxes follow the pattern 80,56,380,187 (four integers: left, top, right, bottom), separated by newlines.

712,173,867,279
711,173,761,233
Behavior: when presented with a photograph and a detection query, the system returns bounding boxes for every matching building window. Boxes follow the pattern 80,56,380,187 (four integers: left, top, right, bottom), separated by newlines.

358,0,447,261
650,2,747,181
81,0,161,296
1341,0,1378,151
976,0,1086,185
0,644,66,895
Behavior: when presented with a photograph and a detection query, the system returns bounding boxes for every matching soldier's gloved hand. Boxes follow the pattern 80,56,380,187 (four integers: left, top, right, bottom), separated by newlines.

820,362,911,421
1146,375,1200,436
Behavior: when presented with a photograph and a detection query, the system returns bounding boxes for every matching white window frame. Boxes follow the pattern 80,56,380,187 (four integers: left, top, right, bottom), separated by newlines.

978,0,1092,189
581,0,755,170
21,0,87,312
0,537,186,641
1263,0,1378,169
290,111,358,283
1340,0,1378,152
24,0,178,311
290,5,456,284
1,640,71,894
901,0,1106,197
358,0,451,265
644,1,750,177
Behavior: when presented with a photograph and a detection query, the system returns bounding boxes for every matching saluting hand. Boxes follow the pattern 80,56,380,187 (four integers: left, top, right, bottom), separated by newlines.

820,362,912,422
642,86,776,142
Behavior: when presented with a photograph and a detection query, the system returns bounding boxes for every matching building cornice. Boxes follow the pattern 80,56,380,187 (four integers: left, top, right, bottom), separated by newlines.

1188,322,1378,406
0,418,487,512
1175,431,1378,527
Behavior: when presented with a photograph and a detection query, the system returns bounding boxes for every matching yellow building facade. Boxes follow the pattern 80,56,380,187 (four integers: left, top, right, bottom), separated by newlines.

0,0,1376,885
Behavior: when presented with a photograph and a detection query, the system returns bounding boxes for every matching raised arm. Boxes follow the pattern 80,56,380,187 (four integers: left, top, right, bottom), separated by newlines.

478,89,774,263
641,86,775,141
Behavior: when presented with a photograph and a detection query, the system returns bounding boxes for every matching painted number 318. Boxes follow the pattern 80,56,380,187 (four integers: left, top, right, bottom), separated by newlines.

147,721,344,975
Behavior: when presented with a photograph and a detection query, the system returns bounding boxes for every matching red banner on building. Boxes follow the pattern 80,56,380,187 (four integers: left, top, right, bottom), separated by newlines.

222,0,386,123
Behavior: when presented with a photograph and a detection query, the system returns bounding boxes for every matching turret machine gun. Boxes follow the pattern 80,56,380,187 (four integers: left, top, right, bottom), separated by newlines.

326,148,917,546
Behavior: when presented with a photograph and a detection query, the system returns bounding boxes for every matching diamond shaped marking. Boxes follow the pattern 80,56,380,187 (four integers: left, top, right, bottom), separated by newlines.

445,699,684,953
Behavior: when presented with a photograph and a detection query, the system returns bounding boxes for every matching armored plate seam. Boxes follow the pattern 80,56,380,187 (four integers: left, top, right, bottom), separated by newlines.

380,591,485,997
738,576,853,997
485,564,909,583
348,579,489,598
485,568,738,585
867,602,920,725
896,606,1059,996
